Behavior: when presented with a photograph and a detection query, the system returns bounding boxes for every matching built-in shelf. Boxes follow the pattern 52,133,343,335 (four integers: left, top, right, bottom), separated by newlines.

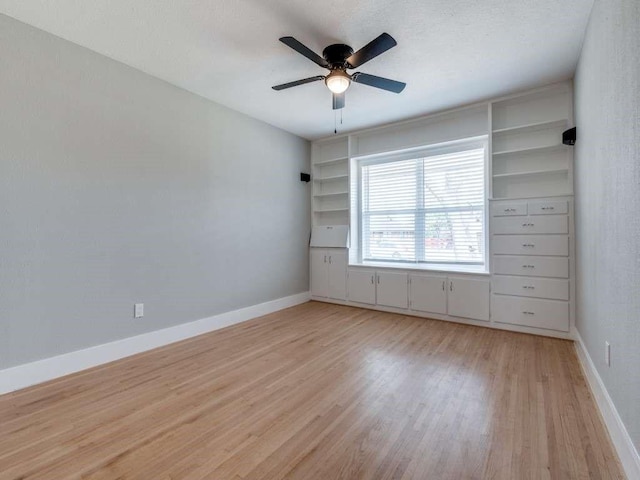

492,119,568,135
492,144,565,157
493,168,568,179
314,174,349,182
313,191,349,198
314,156,348,166
315,207,349,213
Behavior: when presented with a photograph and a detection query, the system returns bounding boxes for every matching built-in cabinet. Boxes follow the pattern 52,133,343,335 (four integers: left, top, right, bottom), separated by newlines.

310,249,347,301
309,82,575,339
491,197,572,332
345,269,490,323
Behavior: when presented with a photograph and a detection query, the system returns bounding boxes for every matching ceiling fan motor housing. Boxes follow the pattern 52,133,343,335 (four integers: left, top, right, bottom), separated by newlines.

322,44,354,69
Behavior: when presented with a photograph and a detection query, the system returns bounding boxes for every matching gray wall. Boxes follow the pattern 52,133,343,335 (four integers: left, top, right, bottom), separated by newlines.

574,0,640,451
0,15,310,369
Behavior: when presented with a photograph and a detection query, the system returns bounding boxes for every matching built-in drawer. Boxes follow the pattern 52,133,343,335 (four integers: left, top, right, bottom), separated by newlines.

492,255,569,278
492,235,569,256
492,276,569,300
491,202,528,217
492,295,569,332
529,200,568,215
492,215,568,235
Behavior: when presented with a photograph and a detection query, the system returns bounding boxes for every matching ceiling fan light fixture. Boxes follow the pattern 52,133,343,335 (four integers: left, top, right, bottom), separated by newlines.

325,70,351,94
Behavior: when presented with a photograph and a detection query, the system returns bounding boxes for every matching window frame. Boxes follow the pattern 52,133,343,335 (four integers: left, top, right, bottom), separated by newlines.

352,136,490,272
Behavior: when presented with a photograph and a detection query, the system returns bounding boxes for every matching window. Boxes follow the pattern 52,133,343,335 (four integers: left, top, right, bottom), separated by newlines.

354,139,487,269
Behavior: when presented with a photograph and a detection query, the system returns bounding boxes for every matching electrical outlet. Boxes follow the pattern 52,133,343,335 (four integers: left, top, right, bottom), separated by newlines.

605,341,611,366
134,303,144,319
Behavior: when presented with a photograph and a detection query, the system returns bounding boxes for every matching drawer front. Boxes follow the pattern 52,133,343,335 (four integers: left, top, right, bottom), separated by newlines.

492,235,569,256
492,215,568,235
492,255,569,278
492,276,569,300
492,295,569,332
491,202,528,217
529,200,568,215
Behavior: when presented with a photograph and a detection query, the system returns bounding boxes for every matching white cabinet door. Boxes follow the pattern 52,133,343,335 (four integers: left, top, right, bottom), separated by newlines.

409,275,447,314
348,269,376,305
327,251,347,300
447,278,490,321
310,249,328,298
376,272,408,309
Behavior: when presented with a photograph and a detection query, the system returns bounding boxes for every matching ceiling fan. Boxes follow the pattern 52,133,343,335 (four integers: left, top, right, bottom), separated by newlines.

272,33,406,110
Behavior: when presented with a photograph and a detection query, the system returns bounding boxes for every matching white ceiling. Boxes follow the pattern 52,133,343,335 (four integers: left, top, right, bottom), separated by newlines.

0,0,593,140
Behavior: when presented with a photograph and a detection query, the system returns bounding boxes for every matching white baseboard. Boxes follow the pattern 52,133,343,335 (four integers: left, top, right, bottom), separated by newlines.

0,291,310,396
574,332,640,479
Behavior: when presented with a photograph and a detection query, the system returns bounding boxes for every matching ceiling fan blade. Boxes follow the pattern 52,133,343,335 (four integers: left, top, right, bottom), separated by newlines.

352,72,406,93
279,37,330,68
346,33,397,68
272,75,325,91
332,92,345,110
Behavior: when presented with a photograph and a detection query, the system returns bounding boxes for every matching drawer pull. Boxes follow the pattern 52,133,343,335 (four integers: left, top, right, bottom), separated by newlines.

522,264,535,269
522,286,535,290
522,243,535,248
541,206,555,210
522,223,535,227
504,208,516,212
522,311,535,315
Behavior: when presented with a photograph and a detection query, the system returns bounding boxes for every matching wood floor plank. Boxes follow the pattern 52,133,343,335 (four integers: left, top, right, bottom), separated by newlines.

0,302,625,479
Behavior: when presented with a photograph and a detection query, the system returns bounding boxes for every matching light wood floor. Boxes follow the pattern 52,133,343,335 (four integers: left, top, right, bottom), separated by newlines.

0,302,624,479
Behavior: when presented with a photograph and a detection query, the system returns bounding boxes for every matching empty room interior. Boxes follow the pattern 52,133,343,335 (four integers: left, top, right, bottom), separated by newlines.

1,1,639,479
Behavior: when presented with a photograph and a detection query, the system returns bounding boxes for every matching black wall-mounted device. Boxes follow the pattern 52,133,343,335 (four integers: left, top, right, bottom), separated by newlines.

300,172,311,182
562,127,576,146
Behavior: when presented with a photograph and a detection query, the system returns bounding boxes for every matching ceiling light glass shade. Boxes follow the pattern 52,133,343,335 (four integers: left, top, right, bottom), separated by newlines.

325,71,351,94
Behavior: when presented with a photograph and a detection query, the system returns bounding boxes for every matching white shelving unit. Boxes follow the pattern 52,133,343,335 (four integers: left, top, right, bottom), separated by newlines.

311,137,350,226
490,85,574,200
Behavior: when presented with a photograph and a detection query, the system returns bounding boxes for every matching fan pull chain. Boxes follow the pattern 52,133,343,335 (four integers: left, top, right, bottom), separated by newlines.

334,110,337,134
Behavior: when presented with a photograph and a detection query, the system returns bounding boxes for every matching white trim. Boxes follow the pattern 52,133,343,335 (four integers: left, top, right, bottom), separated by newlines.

574,331,640,480
0,292,311,396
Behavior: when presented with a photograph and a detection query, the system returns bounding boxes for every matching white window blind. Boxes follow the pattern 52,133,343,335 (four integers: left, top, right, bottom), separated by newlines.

360,144,486,266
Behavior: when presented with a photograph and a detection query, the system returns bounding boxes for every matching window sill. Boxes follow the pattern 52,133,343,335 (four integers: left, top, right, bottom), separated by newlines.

349,261,490,276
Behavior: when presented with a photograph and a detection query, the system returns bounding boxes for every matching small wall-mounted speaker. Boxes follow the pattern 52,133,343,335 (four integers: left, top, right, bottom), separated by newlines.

563,127,576,146
300,172,311,182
